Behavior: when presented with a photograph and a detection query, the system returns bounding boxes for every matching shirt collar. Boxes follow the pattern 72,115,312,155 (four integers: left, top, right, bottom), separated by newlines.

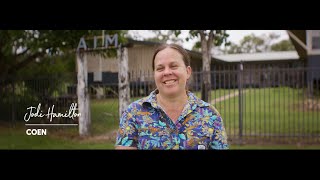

142,89,210,109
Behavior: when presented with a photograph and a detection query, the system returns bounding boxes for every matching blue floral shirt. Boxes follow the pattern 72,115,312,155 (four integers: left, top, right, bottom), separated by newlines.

115,90,229,150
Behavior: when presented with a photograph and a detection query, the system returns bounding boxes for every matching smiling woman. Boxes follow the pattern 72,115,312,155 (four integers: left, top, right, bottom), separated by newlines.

115,44,229,150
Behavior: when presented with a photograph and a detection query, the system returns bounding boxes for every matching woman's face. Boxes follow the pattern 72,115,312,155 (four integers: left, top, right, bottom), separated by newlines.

154,47,191,97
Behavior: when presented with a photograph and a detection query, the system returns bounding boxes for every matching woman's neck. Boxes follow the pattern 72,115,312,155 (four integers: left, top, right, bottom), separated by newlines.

156,92,188,123
157,92,188,110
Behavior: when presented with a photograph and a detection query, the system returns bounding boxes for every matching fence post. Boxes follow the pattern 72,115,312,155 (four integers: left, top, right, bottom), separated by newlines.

77,50,91,137
12,81,16,128
238,62,243,144
118,46,130,119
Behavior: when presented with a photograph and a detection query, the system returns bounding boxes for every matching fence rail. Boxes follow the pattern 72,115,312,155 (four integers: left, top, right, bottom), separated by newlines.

1,65,320,144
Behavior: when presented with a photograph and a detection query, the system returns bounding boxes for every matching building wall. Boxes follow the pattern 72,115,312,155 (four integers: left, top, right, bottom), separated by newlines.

307,55,320,80
128,45,156,82
83,44,157,81
86,54,118,73
308,55,320,68
202,60,306,89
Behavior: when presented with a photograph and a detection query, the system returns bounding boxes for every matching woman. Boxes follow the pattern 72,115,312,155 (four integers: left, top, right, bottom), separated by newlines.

115,43,228,150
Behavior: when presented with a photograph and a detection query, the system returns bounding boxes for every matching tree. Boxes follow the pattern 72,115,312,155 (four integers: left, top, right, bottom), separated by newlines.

0,30,126,80
271,39,295,51
145,30,183,44
191,41,202,52
263,32,280,51
224,32,289,54
1,30,76,79
225,42,242,54
239,34,265,53
185,30,229,102
0,30,127,136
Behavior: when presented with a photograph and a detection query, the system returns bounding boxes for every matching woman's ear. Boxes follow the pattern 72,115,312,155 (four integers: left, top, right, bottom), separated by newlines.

186,66,192,79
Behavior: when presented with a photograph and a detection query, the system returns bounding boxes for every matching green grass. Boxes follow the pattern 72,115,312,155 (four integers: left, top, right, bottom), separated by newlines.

230,144,320,149
90,98,119,135
214,87,320,137
193,89,233,100
0,99,120,149
2,122,319,149
0,125,115,149
92,87,320,142
1,87,320,149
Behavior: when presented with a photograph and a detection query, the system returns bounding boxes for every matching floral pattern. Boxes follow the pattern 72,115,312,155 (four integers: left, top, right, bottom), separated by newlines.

115,90,229,150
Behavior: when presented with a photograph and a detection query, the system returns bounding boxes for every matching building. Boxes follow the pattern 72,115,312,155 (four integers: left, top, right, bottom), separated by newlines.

83,31,315,96
287,30,320,92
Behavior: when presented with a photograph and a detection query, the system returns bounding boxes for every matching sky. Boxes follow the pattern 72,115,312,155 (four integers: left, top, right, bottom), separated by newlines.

128,30,289,50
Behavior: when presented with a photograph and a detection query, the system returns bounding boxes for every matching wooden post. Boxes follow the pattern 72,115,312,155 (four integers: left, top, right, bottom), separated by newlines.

118,47,130,119
76,51,91,137
200,31,212,103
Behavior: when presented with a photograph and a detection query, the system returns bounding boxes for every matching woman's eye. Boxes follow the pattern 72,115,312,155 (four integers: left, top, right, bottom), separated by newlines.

156,67,164,71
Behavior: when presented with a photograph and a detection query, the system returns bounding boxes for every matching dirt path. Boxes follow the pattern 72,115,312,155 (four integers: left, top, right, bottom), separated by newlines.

79,130,118,143
211,89,248,104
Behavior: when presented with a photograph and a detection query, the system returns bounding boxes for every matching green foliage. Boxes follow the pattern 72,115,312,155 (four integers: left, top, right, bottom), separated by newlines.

9,53,76,105
192,41,202,52
188,30,230,48
0,30,129,123
17,53,75,78
0,30,127,79
225,42,242,54
240,34,265,53
271,40,295,51
187,30,230,54
144,30,183,44
224,32,293,54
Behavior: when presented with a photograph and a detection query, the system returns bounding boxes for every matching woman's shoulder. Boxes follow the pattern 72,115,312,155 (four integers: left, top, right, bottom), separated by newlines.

208,104,221,116
187,91,210,107
126,95,153,109
127,98,145,109
187,91,221,116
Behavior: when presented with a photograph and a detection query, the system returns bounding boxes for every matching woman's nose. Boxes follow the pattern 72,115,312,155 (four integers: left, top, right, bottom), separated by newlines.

163,67,172,76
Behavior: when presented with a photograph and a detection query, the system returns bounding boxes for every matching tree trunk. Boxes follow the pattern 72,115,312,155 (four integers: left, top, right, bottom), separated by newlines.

200,31,212,102
77,51,91,137
118,47,130,119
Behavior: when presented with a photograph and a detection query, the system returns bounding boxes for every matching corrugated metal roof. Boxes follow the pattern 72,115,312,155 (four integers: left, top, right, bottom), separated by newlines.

213,51,300,62
125,39,301,63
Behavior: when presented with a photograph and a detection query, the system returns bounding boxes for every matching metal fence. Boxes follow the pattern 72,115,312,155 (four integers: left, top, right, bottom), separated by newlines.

209,65,320,144
127,65,320,144
0,73,78,125
1,64,320,144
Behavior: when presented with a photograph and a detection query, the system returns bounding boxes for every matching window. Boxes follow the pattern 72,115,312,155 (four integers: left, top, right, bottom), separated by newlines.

307,30,320,55
312,36,320,50
93,71,102,82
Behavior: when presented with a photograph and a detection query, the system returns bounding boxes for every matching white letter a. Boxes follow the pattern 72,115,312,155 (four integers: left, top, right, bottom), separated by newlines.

77,37,87,51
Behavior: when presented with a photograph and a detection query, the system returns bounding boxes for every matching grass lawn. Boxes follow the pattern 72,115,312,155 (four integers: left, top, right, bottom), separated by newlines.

0,98,120,149
213,87,320,139
90,98,119,135
1,87,320,149
230,144,320,149
0,122,115,149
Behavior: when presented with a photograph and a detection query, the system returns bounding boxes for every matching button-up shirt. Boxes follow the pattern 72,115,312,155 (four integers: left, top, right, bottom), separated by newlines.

115,90,229,150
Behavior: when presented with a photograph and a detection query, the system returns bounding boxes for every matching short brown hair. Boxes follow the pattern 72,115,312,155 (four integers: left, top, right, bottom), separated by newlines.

152,44,190,70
